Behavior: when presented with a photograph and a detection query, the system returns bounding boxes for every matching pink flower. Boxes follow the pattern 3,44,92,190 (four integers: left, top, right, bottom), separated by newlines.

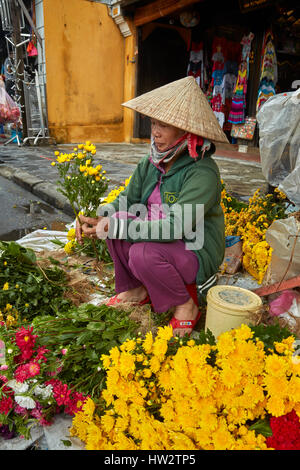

14,361,41,383
61,348,67,355
14,404,28,416
30,402,52,426
0,365,8,370
27,362,40,378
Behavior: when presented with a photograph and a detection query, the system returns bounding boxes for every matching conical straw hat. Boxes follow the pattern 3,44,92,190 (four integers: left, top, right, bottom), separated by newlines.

122,76,229,144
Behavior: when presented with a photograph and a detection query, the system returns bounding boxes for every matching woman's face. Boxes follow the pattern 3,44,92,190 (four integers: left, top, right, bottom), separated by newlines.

151,119,185,152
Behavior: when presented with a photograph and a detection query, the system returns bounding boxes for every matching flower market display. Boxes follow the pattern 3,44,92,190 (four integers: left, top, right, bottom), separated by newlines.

1,141,300,450
221,184,289,284
70,324,300,450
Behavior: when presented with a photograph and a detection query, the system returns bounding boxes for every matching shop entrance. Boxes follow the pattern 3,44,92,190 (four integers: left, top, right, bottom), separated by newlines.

135,25,189,139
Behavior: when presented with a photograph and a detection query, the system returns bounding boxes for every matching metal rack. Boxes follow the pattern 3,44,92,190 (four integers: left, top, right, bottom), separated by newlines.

22,68,54,146
0,0,53,146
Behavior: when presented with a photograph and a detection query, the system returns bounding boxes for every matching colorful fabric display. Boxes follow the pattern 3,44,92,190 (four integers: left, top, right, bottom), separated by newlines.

228,32,254,125
256,30,277,111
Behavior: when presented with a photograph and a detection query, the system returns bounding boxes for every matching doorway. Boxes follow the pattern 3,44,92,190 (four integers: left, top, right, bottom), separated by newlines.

135,24,189,139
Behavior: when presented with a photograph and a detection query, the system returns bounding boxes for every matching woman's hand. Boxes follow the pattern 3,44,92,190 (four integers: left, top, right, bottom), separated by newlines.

75,214,110,244
75,214,100,244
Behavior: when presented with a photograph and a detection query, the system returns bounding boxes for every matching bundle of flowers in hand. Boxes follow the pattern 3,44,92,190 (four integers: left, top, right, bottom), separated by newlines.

221,184,288,283
62,175,132,261
0,324,87,440
52,142,110,260
70,323,300,450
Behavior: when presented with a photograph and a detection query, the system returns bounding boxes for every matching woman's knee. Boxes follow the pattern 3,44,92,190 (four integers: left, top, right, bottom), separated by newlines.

128,242,162,274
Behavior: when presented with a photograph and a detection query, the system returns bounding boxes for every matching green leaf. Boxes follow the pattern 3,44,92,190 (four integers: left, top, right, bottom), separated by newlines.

86,322,105,331
249,419,272,437
61,439,72,447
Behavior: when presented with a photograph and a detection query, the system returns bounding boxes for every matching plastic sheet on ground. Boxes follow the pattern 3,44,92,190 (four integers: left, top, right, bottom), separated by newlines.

15,229,69,252
0,415,85,450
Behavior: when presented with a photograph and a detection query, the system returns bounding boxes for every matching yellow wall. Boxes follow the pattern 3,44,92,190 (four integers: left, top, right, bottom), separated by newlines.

43,0,126,143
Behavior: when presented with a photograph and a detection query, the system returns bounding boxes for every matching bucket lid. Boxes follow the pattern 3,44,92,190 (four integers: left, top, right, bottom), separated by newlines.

207,285,262,311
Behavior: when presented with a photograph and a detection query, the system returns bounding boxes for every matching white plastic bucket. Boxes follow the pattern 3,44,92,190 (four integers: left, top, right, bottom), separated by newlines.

205,285,262,339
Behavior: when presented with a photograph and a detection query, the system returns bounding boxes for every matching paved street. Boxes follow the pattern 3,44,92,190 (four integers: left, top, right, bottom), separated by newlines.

0,141,268,192
0,175,73,240
0,141,269,240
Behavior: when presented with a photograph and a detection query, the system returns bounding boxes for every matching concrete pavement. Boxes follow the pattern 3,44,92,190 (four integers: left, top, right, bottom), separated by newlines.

0,140,269,223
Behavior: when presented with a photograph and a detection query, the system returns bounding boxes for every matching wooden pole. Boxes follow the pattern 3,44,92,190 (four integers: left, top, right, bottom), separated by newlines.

10,0,28,140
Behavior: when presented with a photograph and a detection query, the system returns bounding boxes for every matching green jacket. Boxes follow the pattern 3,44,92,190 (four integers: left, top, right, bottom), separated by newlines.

99,146,225,285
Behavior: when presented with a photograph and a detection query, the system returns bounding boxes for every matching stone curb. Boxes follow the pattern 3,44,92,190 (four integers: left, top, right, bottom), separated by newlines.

0,164,75,217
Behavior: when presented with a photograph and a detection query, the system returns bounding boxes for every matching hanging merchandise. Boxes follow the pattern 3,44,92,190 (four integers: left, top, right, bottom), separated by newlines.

228,32,254,125
187,41,206,89
0,76,21,124
256,30,277,111
210,37,227,128
27,39,38,57
209,37,241,129
221,42,241,132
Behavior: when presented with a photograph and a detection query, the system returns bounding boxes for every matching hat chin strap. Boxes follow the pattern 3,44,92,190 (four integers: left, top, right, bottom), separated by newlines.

187,133,204,158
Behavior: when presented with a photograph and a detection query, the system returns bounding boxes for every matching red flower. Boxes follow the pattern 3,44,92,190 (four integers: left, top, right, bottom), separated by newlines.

0,395,13,415
45,378,86,413
14,364,29,383
15,326,37,361
266,410,300,450
35,346,49,363
14,361,41,383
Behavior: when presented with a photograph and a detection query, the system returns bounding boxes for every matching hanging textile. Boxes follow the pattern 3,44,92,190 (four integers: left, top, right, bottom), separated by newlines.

256,30,277,111
210,37,227,128
228,32,254,125
187,42,204,88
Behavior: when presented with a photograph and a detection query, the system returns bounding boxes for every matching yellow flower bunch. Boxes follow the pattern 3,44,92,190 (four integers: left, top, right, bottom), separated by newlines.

64,240,77,255
70,324,300,450
101,177,132,205
221,185,287,283
52,142,110,221
0,303,18,327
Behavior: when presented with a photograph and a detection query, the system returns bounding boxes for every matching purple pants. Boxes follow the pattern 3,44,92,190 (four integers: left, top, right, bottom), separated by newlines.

106,239,199,313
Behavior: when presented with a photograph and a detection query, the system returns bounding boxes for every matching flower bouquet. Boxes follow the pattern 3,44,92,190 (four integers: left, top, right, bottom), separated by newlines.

0,324,87,440
52,142,112,262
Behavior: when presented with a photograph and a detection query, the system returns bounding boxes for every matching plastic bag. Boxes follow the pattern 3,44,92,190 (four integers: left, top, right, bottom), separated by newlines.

265,215,300,284
257,89,300,205
0,77,20,124
269,289,300,316
269,289,300,333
